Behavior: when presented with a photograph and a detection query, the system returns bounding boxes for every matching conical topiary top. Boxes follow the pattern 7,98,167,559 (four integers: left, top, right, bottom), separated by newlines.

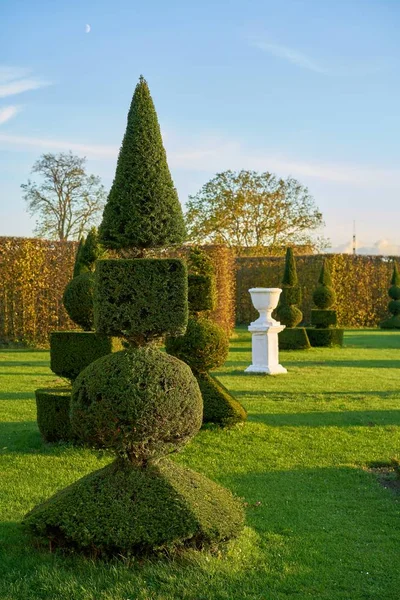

99,76,186,251
390,262,400,287
79,227,103,272
282,247,298,286
275,247,302,328
72,237,85,278
313,258,336,309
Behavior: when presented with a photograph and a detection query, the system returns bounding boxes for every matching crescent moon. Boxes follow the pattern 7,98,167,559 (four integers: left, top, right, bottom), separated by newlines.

85,24,91,33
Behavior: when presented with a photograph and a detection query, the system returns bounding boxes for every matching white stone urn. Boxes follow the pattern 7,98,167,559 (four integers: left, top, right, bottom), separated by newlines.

245,287,287,375
248,287,282,329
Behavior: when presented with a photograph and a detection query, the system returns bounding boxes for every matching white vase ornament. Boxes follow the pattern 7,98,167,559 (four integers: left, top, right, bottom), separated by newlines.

245,288,287,375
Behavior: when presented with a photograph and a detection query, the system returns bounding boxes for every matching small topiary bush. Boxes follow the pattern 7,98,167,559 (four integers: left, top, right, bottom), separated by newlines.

380,262,400,329
35,388,73,442
276,248,303,329
71,347,203,463
279,327,310,350
306,328,344,347
165,317,229,373
23,458,244,557
50,332,123,381
311,309,337,329
198,372,247,426
63,272,95,331
188,274,215,313
94,259,188,344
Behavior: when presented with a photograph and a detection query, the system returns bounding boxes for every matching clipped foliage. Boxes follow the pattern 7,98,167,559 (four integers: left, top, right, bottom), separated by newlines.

279,327,310,350
311,309,337,329
166,317,229,373
313,259,336,309
23,458,244,557
94,259,188,344
381,262,400,329
197,372,247,427
70,347,203,463
99,76,186,251
306,328,344,348
62,272,95,331
79,227,104,272
50,331,123,381
72,238,85,278
188,274,216,314
276,248,303,328
188,246,214,276
35,387,73,442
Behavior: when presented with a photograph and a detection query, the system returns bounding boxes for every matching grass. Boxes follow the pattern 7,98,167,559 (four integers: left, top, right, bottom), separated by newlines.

1,329,400,599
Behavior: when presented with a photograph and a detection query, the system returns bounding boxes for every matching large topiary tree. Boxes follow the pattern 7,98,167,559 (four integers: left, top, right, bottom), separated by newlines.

35,229,122,443
380,261,400,329
25,77,244,557
275,248,310,350
306,258,344,347
166,248,247,427
99,76,186,252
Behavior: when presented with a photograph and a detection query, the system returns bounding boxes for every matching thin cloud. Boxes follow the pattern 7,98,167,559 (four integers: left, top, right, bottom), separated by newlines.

0,106,19,125
0,66,50,98
0,133,118,158
252,40,326,74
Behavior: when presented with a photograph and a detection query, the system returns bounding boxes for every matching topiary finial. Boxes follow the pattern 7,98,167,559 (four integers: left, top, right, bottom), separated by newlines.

313,258,336,309
282,247,298,286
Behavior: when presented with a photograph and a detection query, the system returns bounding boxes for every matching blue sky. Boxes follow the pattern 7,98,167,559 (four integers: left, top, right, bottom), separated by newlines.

1,0,399,252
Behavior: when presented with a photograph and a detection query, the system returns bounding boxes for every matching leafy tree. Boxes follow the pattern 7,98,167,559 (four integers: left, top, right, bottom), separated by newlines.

99,76,186,252
22,152,106,241
185,170,324,254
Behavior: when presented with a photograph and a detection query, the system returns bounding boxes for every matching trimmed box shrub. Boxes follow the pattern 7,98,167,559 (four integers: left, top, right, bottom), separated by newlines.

311,309,337,329
35,387,73,442
188,274,216,313
380,262,400,329
306,328,344,348
94,258,188,343
50,331,123,381
279,327,310,350
275,248,303,329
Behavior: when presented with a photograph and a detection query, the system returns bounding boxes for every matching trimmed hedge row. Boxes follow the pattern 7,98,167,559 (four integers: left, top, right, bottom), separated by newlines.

237,253,398,327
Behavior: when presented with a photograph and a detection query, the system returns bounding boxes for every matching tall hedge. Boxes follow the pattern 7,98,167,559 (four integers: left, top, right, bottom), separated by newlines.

99,76,186,251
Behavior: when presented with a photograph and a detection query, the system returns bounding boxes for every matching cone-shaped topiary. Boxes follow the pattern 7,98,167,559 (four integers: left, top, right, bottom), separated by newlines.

79,227,104,272
312,258,336,310
307,258,343,347
73,237,85,278
276,248,303,328
380,262,400,329
276,248,310,350
25,80,244,557
99,76,186,251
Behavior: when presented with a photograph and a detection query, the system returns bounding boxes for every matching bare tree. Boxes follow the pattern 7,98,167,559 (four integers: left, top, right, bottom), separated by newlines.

185,170,325,254
22,152,106,240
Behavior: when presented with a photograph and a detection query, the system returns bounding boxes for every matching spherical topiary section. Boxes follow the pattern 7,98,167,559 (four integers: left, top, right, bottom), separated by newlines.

70,347,203,463
388,299,400,315
63,272,94,331
165,317,229,373
313,284,335,310
381,262,400,329
389,285,400,301
277,304,302,328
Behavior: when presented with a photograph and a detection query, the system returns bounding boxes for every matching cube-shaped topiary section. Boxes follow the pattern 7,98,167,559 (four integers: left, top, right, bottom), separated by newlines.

35,387,73,442
188,274,216,313
306,328,344,348
23,458,244,557
279,327,310,350
94,259,188,343
50,331,123,381
311,309,338,329
197,372,247,427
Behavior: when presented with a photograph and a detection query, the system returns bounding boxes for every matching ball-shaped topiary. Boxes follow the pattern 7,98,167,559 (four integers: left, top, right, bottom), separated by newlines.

165,317,229,373
70,347,203,463
63,272,95,331
277,304,303,328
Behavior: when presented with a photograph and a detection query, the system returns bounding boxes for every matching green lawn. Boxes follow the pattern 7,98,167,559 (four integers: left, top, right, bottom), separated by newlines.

1,329,400,600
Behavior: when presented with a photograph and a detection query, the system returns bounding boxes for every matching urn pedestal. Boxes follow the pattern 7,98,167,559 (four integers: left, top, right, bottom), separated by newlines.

245,288,287,375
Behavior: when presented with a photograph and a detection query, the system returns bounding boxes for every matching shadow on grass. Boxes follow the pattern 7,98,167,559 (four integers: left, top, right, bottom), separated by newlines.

233,390,400,400
0,421,44,453
0,392,35,400
283,359,400,369
248,409,400,428
0,372,52,377
344,330,400,349
0,361,50,368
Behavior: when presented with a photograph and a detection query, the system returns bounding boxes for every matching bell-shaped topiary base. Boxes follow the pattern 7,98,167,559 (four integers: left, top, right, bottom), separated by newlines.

306,328,344,347
380,315,400,329
279,327,310,350
35,387,73,442
23,458,244,557
196,372,247,427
